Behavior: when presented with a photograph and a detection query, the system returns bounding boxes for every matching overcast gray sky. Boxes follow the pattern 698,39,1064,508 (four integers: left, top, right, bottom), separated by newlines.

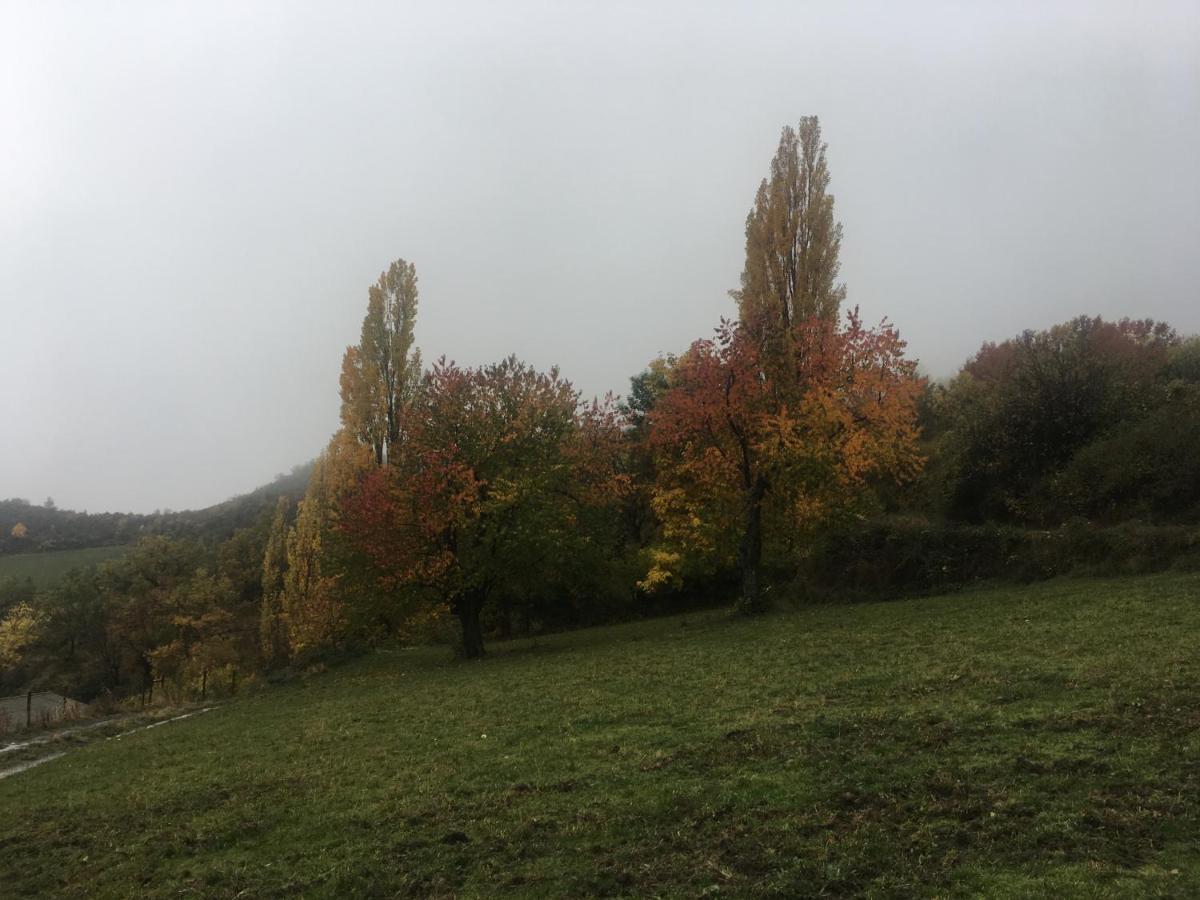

2,1,1198,514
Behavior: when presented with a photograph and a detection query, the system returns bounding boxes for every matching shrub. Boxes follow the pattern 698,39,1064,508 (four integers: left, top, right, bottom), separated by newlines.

798,516,1200,600
1044,389,1200,524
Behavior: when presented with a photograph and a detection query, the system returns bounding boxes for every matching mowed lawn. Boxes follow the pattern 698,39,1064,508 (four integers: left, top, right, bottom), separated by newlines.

2,574,1198,898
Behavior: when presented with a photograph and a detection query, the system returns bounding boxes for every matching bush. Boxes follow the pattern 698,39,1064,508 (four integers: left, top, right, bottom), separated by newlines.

1044,389,1200,524
799,516,1200,600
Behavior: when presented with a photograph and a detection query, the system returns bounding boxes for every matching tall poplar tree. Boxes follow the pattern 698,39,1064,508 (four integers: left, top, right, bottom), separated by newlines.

279,432,373,657
259,496,290,666
339,259,422,466
642,118,923,615
282,456,342,656
732,117,845,355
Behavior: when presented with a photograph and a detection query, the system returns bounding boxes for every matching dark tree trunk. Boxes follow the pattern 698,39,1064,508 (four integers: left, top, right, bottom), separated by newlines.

738,477,768,615
376,612,396,638
139,656,154,703
456,590,487,660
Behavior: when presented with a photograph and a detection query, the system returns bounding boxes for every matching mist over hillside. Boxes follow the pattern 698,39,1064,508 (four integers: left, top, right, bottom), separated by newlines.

0,462,314,556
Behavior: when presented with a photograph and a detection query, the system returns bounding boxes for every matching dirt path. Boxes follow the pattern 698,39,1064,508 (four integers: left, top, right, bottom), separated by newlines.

0,707,216,781
0,752,66,779
1,717,128,755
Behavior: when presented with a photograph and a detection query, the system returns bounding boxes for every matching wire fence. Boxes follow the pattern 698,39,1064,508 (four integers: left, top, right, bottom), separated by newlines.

0,692,87,734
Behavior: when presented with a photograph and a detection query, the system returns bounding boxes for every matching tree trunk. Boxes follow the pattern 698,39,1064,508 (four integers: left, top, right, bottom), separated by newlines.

456,591,486,660
376,612,396,638
738,477,768,615
139,656,154,703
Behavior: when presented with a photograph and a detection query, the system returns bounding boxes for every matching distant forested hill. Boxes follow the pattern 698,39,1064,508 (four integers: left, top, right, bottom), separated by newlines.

0,462,314,555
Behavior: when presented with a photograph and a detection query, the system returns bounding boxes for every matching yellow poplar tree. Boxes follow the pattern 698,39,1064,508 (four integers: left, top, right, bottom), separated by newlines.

259,496,290,665
282,432,373,656
732,116,845,369
339,259,422,466
282,458,340,656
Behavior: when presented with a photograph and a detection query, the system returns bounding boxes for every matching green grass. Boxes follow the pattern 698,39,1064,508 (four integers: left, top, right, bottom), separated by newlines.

1,574,1198,898
0,546,127,588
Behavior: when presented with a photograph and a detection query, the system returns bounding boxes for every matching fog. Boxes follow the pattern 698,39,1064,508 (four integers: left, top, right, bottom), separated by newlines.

2,1,1197,513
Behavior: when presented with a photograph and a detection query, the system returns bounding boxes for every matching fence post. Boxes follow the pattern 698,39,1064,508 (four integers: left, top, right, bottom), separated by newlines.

26,691,32,728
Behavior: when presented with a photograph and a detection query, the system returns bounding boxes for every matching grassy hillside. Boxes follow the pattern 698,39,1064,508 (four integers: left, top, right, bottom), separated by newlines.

2,574,1198,898
0,461,313,556
0,545,127,589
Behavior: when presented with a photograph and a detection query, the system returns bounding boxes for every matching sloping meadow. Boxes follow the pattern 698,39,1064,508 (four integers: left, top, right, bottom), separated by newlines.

1,573,1198,897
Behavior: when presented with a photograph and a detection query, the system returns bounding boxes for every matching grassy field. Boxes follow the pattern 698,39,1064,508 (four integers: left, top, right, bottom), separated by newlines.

1,573,1198,898
0,546,127,588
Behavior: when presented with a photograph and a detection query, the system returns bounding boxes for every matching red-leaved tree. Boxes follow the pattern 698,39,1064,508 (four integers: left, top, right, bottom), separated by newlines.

644,313,924,612
343,356,628,657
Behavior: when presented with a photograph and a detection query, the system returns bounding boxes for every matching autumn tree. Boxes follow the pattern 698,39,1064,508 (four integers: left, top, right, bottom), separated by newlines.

263,257,427,657
145,527,272,695
276,253,414,659
148,570,241,700
0,601,42,674
97,537,199,694
732,117,845,373
642,118,921,612
3,521,279,701
281,432,374,657
931,316,1180,523
213,526,271,647
339,259,422,466
644,316,923,613
343,356,628,658
618,357,678,566
282,457,343,656
259,496,290,666
23,571,109,697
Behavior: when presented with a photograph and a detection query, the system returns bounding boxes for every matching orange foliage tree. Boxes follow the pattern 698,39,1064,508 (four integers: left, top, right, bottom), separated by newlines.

342,356,628,658
643,314,924,613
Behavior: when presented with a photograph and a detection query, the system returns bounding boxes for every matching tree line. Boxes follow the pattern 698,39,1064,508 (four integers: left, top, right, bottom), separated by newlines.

0,464,313,555
3,116,1198,701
